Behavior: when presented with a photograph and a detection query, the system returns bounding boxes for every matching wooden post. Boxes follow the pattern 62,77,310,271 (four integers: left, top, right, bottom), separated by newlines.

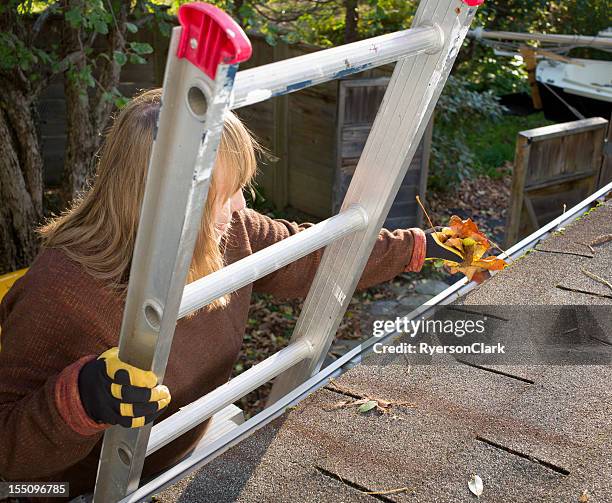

520,47,543,110
505,133,530,247
599,113,612,188
272,42,289,210
417,117,434,228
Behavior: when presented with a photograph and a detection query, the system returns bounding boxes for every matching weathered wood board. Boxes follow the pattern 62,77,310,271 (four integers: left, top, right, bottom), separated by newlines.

505,117,608,247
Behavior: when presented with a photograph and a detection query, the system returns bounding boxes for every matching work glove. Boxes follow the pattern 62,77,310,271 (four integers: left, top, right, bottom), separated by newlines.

424,227,465,261
78,347,171,428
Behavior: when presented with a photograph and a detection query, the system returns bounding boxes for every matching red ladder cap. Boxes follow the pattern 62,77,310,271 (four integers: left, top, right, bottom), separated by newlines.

462,0,485,5
177,3,252,79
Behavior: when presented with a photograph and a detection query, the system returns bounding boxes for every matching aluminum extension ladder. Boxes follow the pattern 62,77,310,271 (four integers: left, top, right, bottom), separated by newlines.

92,1,483,501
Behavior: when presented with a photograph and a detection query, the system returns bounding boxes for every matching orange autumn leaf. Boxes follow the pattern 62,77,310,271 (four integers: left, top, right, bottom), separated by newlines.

430,216,507,283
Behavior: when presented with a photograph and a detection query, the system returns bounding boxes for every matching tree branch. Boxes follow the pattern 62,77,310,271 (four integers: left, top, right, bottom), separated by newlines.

31,1,59,42
92,2,128,133
253,0,338,24
31,51,83,98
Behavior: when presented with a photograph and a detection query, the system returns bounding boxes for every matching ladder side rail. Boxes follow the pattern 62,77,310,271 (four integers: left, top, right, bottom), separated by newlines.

93,5,253,500
179,204,367,318
231,25,443,109
266,0,482,405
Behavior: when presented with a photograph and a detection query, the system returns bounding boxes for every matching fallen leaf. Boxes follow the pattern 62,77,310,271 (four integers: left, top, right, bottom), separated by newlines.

325,381,414,415
431,215,507,282
468,474,483,497
358,400,378,413
579,489,590,502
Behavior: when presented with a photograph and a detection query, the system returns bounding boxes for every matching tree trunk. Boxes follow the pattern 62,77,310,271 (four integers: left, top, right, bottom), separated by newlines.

344,0,359,43
233,0,244,22
0,90,44,275
61,0,128,200
62,64,97,200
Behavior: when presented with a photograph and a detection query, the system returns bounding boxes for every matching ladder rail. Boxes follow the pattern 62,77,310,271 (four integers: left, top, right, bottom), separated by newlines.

230,24,443,109
179,204,367,318
93,7,252,501
265,0,482,405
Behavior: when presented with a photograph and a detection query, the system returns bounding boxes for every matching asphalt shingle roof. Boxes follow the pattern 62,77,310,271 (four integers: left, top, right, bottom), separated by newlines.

155,201,612,503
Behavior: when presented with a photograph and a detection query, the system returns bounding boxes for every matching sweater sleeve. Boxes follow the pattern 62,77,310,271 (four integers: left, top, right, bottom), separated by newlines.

0,265,110,479
239,208,426,299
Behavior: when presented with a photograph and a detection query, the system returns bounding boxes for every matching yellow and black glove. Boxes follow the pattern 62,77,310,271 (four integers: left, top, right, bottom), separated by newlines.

425,227,465,261
78,347,171,428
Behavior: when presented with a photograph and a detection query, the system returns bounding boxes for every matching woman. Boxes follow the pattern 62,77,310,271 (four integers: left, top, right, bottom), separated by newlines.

0,88,455,498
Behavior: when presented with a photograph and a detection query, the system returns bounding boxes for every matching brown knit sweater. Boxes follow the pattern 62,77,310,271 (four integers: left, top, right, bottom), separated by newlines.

0,208,425,499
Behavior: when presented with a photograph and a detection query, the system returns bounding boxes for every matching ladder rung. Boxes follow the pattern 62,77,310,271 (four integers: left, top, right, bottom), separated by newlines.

178,204,368,318
231,25,442,109
146,339,314,455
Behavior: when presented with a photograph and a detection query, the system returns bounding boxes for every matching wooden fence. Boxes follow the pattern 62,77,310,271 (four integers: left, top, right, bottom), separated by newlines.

38,26,430,229
225,36,431,226
505,117,609,246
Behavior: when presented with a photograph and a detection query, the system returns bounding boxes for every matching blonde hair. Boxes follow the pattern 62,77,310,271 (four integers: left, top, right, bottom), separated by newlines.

39,88,260,310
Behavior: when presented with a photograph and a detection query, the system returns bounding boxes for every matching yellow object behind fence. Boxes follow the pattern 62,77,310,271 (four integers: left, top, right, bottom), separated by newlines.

0,268,28,304
0,268,28,351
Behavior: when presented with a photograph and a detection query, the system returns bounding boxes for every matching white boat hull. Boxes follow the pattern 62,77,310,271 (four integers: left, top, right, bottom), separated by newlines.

536,58,612,103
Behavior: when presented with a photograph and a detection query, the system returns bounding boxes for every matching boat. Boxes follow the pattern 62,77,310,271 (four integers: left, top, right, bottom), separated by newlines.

468,27,612,122
536,57,612,122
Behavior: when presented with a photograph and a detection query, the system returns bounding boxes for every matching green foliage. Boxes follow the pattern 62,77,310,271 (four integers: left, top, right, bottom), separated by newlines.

473,1,611,37
431,102,553,192
64,3,113,33
429,77,506,191
1,0,172,108
357,0,417,40
101,87,130,108
0,31,51,73
1,2,59,82
462,112,552,174
456,48,529,95
195,1,612,93
113,50,127,66
130,41,154,55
